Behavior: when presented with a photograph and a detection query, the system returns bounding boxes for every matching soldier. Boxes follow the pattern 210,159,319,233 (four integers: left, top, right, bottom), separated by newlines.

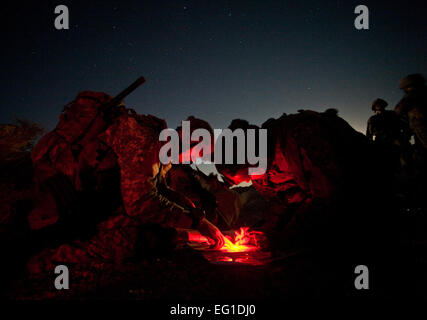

366,98,401,144
214,110,389,256
395,74,427,198
395,74,427,155
366,98,405,173
27,80,223,274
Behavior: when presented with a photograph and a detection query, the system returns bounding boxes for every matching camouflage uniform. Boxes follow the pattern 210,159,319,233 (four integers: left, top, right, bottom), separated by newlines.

395,74,427,175
217,110,382,252
30,91,118,230
28,92,196,274
366,111,402,144
395,88,427,150
366,99,407,173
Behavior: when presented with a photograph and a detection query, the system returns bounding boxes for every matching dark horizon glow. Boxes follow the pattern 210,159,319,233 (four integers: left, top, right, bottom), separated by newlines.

1,0,426,134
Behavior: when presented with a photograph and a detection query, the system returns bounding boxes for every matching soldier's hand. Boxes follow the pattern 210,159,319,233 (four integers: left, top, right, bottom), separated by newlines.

189,206,205,221
197,218,225,250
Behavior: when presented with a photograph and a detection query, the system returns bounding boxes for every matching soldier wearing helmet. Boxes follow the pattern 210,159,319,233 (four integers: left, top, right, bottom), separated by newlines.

395,74,427,195
366,98,402,144
395,74,427,150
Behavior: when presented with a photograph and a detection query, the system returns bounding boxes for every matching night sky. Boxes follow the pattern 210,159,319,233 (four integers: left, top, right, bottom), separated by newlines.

1,0,426,134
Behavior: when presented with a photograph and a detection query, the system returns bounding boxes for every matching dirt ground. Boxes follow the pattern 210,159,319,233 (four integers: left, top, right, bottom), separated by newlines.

4,230,427,301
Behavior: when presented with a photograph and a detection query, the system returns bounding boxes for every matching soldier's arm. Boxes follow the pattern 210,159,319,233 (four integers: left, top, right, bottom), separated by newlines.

151,175,206,227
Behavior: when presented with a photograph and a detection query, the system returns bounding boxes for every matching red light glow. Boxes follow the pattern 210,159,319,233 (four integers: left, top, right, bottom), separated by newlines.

220,227,263,252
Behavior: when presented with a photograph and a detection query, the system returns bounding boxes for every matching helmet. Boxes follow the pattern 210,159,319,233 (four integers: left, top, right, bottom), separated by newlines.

399,74,425,90
371,98,388,111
